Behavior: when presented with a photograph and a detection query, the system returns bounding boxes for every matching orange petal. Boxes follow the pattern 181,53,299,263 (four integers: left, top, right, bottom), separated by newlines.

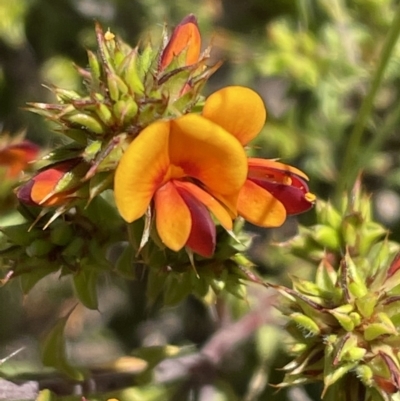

169,114,247,198
114,121,170,222
174,180,233,230
202,86,266,145
160,14,201,70
154,181,191,251
31,169,64,204
31,160,79,204
248,158,309,181
237,179,286,227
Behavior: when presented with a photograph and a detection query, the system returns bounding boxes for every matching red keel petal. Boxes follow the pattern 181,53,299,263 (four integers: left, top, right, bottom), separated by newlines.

177,185,216,257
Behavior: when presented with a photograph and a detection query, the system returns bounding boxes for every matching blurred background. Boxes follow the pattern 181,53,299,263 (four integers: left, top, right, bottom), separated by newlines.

1,0,400,400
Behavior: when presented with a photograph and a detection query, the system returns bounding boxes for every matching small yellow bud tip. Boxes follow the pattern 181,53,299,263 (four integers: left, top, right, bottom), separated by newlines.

104,30,115,41
305,192,316,202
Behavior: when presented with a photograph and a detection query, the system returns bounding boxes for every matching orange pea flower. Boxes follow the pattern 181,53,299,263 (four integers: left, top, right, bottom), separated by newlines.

0,140,39,179
114,114,248,257
17,159,88,207
159,14,201,71
202,86,315,227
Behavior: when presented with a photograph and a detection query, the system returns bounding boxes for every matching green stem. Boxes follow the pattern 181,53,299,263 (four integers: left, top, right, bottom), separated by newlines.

335,3,400,203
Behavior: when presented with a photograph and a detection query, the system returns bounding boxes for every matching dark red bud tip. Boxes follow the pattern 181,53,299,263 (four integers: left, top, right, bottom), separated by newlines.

178,14,198,27
16,180,36,205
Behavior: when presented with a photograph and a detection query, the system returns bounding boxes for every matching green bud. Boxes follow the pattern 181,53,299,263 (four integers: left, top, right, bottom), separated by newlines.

289,343,307,353
113,46,126,70
359,222,386,255
137,44,154,81
291,275,324,297
95,103,114,125
315,259,338,294
107,72,128,101
330,305,355,331
119,50,145,95
344,253,368,298
290,312,321,335
355,364,374,387
311,225,341,250
93,92,105,102
316,200,342,230
364,313,397,341
341,220,357,248
87,50,101,84
54,88,81,102
62,237,85,259
332,304,354,314
50,222,74,246
68,113,105,135
84,140,102,161
26,238,54,257
355,293,378,318
113,97,138,125
349,312,362,327
333,333,366,366
342,346,366,362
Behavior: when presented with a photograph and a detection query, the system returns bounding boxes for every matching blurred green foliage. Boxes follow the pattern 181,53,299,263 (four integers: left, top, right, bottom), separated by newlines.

2,0,400,400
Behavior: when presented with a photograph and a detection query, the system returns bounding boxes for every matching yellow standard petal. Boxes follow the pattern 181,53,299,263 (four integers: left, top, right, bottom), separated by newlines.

169,114,248,198
154,181,191,251
202,86,267,145
114,121,170,222
238,179,286,227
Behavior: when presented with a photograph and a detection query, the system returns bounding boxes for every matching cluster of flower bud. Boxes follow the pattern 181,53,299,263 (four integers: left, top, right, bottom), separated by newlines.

0,198,123,308
20,15,215,217
276,185,400,400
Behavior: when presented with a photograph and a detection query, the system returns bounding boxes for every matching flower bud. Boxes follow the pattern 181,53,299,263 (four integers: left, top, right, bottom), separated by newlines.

113,98,138,125
363,313,397,341
311,224,341,250
119,50,145,95
159,14,201,71
50,221,74,246
107,72,128,102
95,103,114,125
26,238,54,257
290,312,320,336
68,113,105,135
17,159,88,207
